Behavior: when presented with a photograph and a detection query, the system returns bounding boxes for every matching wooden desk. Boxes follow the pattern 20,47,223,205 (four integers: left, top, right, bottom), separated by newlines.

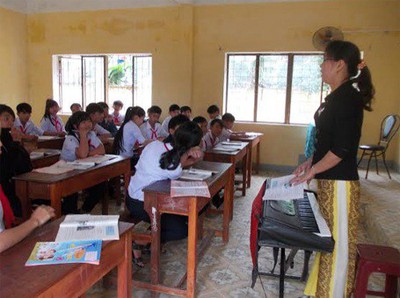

203,142,248,196
37,136,65,150
0,218,134,298
134,161,233,298
230,132,263,188
14,156,131,220
30,149,61,169
104,137,114,154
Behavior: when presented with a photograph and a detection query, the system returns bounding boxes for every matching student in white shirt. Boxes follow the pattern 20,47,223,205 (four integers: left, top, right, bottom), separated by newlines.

86,103,111,144
161,104,180,136
60,111,106,214
140,105,166,140
39,99,66,136
220,113,246,142
113,106,152,168
14,103,44,140
180,106,192,120
111,100,124,125
126,121,204,267
207,104,222,129
203,118,223,150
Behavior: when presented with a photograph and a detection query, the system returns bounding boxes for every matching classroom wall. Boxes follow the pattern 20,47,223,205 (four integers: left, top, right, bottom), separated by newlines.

191,1,400,168
26,5,194,123
4,1,399,168
0,7,28,108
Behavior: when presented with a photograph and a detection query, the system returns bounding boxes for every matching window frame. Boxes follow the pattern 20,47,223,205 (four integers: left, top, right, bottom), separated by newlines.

224,52,325,125
55,54,152,114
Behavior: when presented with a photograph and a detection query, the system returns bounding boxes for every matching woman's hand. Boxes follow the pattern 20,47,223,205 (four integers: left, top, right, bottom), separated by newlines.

292,158,312,176
290,166,316,186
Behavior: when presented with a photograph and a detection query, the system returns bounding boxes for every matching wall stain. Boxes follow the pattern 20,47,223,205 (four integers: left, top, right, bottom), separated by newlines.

68,22,87,34
28,20,45,43
99,18,133,35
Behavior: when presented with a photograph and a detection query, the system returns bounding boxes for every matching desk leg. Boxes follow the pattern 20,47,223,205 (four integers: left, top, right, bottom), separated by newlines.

256,142,260,174
224,166,234,241
150,206,161,285
242,150,247,197
247,145,253,188
15,181,31,221
49,184,63,219
118,231,132,298
187,199,198,298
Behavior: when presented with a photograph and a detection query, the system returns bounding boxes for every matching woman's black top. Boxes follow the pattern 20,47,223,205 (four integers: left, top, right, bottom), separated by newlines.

312,81,364,181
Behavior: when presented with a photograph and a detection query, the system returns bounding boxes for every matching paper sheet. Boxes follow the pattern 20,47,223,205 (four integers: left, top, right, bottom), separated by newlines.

262,174,305,201
171,180,211,198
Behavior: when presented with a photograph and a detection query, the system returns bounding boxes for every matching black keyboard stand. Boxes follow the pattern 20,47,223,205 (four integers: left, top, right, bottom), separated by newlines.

251,239,312,298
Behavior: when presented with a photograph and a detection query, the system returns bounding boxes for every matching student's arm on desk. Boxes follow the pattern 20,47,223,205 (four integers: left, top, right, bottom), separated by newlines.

180,146,204,168
0,205,55,253
89,144,105,156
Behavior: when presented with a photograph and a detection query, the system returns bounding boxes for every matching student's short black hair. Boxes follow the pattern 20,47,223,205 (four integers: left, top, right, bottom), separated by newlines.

180,106,191,113
168,114,190,130
207,105,220,114
169,104,180,112
16,103,32,114
210,118,224,128
70,103,81,110
192,116,207,124
98,102,109,110
222,113,235,122
86,103,104,115
148,105,162,115
0,104,16,119
113,100,123,107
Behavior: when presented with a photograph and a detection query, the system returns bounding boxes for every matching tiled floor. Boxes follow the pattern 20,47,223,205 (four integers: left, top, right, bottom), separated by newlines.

87,168,400,297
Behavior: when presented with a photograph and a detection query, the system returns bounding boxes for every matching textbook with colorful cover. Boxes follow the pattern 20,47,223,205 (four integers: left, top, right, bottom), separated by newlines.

25,240,102,266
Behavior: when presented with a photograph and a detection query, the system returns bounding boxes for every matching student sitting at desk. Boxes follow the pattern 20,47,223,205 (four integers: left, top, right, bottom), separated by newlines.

140,105,166,140
111,100,124,126
39,99,66,137
193,116,208,136
97,102,118,137
86,103,111,143
202,118,223,150
161,104,180,136
14,103,45,140
127,121,204,267
60,111,106,214
113,106,152,169
207,104,222,129
219,113,246,142
180,105,192,120
162,114,190,144
0,185,55,253
0,104,33,217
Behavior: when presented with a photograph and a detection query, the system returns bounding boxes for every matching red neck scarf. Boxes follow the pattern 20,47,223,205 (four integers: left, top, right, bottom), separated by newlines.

52,116,62,132
0,185,15,229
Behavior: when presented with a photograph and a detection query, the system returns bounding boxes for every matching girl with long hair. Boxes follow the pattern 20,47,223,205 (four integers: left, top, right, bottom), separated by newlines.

39,99,66,136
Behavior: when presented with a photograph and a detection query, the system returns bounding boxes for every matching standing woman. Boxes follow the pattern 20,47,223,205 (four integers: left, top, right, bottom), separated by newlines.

291,40,374,298
40,99,66,136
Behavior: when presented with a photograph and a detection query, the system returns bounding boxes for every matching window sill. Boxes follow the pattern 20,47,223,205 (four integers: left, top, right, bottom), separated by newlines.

235,121,309,128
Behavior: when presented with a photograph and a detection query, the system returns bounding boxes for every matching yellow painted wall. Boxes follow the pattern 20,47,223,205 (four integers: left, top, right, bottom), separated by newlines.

3,1,398,168
26,5,194,123
192,1,400,167
0,7,28,109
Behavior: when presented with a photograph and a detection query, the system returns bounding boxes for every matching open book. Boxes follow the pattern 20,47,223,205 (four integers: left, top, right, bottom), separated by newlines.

211,144,241,152
262,174,305,201
25,240,102,266
55,215,120,242
180,168,216,181
170,180,211,198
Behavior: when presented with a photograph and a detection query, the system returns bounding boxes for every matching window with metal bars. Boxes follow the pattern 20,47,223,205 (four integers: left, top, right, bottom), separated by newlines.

53,54,152,114
224,53,329,125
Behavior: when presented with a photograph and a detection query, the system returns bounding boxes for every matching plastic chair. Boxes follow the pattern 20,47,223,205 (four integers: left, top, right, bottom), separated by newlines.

358,114,400,179
354,244,400,298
